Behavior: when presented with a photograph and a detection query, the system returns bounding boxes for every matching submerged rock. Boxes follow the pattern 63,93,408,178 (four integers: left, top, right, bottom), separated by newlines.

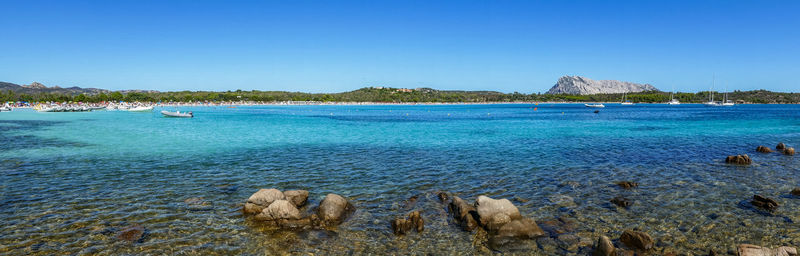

184,197,212,211
726,154,752,165
756,146,774,153
777,142,786,150
436,191,450,203
391,211,424,235
538,216,577,236
475,195,521,231
616,181,639,189
448,196,479,231
737,244,797,256
244,188,286,215
593,235,615,256
116,225,145,243
283,190,309,208
611,196,632,208
494,218,545,239
318,193,354,226
751,195,779,211
784,147,795,156
620,230,653,251
488,218,546,250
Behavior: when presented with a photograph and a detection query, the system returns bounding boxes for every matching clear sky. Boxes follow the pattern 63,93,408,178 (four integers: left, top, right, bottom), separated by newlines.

1,0,798,93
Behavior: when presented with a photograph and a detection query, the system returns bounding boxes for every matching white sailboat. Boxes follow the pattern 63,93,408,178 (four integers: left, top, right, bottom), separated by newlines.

585,103,605,108
621,92,634,105
720,83,735,106
704,76,722,106
668,88,680,105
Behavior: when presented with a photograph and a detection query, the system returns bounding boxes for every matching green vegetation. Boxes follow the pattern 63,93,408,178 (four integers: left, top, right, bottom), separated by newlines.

1,87,799,104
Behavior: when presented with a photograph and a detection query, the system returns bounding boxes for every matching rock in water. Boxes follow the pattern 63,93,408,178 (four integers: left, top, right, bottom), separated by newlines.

283,190,309,208
257,200,301,221
784,147,795,156
777,142,786,150
616,181,638,189
737,244,797,256
791,188,800,196
593,235,615,256
546,75,658,95
243,188,285,214
751,195,779,211
391,211,424,235
116,225,145,243
436,191,450,203
494,218,545,239
474,196,521,231
726,154,752,165
756,146,774,153
318,194,353,226
611,196,632,208
620,230,653,251
410,211,424,232
449,196,479,231
184,197,212,211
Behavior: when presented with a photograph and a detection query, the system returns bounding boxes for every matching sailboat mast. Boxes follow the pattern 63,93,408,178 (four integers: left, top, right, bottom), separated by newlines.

711,75,715,102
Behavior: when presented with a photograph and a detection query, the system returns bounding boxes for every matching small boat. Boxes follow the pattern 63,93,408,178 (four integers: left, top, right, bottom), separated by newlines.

620,92,634,105
161,110,193,118
667,87,681,105
720,85,735,106
704,75,723,107
129,106,154,112
0,104,11,112
585,103,605,108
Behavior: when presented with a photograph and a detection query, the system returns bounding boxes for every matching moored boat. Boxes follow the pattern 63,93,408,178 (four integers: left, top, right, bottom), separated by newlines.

620,92,634,105
585,103,605,108
129,106,154,112
161,110,193,118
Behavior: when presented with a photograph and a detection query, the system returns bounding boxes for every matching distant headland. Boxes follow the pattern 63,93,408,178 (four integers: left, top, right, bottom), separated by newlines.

1,76,798,104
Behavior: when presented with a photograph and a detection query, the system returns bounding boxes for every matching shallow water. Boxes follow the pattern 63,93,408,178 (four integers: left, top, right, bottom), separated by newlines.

1,104,799,255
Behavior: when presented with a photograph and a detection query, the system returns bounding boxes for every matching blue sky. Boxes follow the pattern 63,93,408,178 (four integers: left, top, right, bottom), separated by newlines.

1,0,798,93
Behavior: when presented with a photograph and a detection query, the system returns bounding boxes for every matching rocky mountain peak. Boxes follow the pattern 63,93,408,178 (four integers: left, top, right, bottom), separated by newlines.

23,82,47,89
546,76,658,95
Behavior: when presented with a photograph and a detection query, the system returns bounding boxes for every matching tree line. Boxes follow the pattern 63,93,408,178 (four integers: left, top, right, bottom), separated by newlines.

2,87,799,104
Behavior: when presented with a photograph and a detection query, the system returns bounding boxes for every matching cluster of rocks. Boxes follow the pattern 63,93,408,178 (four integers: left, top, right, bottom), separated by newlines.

441,193,545,249
727,143,795,165
758,143,795,156
751,195,780,211
593,230,654,256
242,188,353,229
607,181,638,208
738,244,797,256
391,211,424,235
726,154,752,165
594,236,798,256
776,142,795,155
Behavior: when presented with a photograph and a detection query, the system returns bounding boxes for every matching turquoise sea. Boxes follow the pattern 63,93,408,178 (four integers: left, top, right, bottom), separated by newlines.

1,104,799,255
